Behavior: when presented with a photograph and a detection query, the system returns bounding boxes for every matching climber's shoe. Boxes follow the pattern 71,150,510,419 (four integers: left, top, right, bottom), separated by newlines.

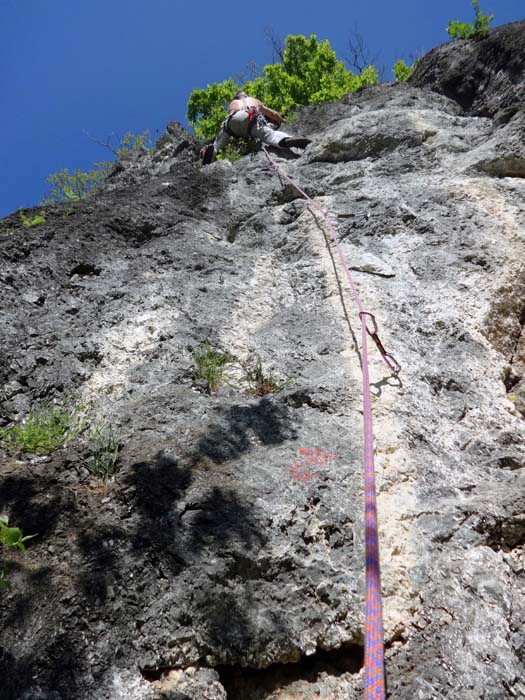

201,144,215,165
280,137,311,149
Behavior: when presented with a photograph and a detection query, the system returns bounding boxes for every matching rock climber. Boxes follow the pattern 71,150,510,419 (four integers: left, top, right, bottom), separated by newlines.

201,91,311,164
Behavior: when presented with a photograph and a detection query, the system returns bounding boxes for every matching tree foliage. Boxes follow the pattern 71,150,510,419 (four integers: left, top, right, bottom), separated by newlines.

42,163,112,204
393,59,417,82
116,130,153,157
447,0,494,39
42,131,152,204
186,34,379,141
19,210,46,227
187,78,240,142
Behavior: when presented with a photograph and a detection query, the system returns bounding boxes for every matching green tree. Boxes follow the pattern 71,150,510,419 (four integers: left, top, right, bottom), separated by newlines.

447,0,494,39
186,34,378,141
187,78,240,142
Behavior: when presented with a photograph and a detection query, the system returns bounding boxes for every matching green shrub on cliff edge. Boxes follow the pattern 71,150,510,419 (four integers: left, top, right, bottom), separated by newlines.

42,163,112,204
393,59,418,82
447,0,494,39
116,130,153,157
187,34,378,141
19,210,46,227
41,130,152,204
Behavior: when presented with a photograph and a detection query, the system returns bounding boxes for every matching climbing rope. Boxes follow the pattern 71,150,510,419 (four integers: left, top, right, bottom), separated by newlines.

262,145,400,700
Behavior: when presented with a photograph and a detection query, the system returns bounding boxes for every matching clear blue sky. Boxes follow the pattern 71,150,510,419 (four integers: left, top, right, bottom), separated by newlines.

0,0,522,217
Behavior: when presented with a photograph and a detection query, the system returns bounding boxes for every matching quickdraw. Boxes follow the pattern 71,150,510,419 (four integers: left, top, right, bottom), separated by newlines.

361,312,401,376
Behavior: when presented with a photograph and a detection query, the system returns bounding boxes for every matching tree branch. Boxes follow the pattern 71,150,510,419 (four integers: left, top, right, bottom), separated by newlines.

82,130,119,157
264,25,285,63
344,24,380,74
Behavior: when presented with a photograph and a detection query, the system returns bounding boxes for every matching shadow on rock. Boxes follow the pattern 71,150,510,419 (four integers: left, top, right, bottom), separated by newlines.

0,473,66,539
183,485,266,557
123,451,193,577
195,398,298,465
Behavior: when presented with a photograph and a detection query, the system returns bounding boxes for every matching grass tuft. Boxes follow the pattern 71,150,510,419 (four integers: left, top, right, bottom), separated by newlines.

85,424,121,481
244,357,292,396
0,398,87,455
192,340,236,393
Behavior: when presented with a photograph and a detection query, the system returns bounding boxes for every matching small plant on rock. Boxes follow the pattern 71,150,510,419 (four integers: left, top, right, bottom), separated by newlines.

85,423,121,481
0,516,35,591
0,397,88,455
447,0,493,39
192,340,236,393
116,130,153,156
19,210,46,227
217,142,246,162
244,357,291,396
41,163,112,204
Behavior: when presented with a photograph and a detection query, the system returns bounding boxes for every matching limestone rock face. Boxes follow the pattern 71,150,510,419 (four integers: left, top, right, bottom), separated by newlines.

1,23,525,700
410,20,525,118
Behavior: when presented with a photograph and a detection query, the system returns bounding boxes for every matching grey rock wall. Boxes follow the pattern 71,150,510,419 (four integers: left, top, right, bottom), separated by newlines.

411,20,525,119
1,25,525,700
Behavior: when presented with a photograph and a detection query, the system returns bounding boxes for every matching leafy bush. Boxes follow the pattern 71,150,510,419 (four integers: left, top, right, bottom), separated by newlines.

192,340,237,393
116,130,153,157
447,0,494,39
187,33,378,140
19,210,46,227
0,517,35,591
41,130,152,204
219,144,247,162
42,163,112,204
393,59,417,82
0,398,87,455
244,358,291,396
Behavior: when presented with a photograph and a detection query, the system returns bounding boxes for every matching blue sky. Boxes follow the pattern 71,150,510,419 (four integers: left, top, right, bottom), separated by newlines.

1,0,522,217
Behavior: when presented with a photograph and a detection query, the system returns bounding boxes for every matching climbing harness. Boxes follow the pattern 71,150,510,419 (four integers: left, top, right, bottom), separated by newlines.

262,145,400,700
224,106,262,140
247,106,258,134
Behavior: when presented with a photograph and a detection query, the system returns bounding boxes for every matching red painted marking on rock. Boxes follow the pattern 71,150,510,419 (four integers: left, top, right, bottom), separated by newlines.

290,448,336,482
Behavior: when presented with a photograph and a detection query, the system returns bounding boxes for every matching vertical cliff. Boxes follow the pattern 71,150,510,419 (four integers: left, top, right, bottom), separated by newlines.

1,21,525,700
